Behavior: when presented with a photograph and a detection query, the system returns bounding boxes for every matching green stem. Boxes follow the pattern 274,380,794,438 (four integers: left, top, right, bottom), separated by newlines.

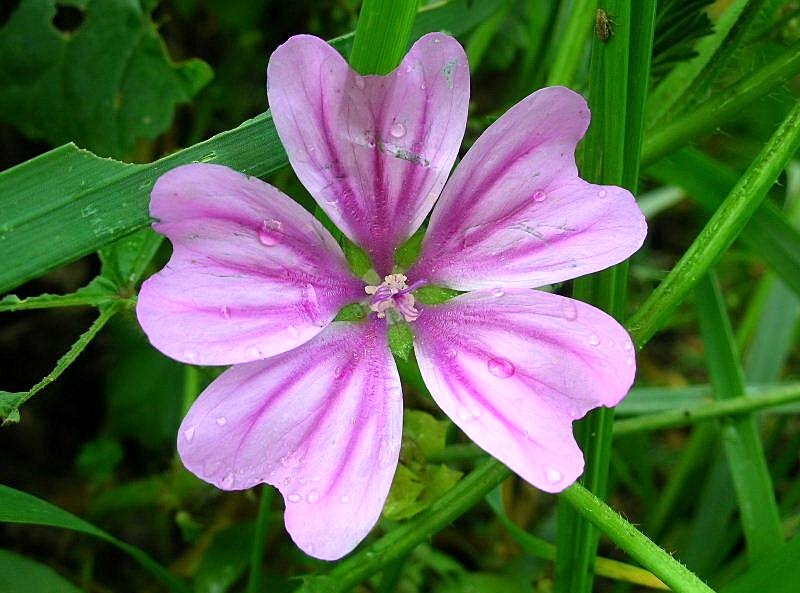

613,382,800,435
349,0,421,75
556,3,655,592
643,41,800,166
247,486,275,593
0,293,126,312
627,99,800,348
560,484,716,593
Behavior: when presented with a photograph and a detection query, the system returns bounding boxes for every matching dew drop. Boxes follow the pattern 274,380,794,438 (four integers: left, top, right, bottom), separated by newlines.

598,189,607,198
390,122,406,138
183,349,198,362
560,300,578,321
544,465,563,484
626,356,634,366
607,339,615,347
183,426,196,442
257,224,280,246
624,342,632,351
203,459,222,476
340,495,351,504
307,490,320,504
457,407,482,421
487,357,516,378
433,37,441,44
532,189,547,202
220,305,231,319
491,287,504,297
215,416,228,427
221,472,235,488
588,333,601,346
287,325,300,338
287,493,302,503
246,346,262,358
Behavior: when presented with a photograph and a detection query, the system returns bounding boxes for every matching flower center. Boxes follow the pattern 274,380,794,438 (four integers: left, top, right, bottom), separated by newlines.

364,273,421,322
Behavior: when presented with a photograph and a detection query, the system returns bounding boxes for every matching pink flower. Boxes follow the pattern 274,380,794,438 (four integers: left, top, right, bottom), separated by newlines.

136,33,646,560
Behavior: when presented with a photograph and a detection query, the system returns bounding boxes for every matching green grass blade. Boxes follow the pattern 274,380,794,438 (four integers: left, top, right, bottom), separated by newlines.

0,0,500,295
545,0,594,87
694,273,783,561
0,484,190,593
627,100,800,347
721,535,800,593
0,549,86,593
349,0,420,75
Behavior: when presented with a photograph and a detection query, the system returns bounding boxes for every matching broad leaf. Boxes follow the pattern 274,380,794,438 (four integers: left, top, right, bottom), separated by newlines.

0,549,86,593
0,0,212,157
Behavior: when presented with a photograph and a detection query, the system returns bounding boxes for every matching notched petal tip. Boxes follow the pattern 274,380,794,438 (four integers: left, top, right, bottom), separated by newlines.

412,289,636,493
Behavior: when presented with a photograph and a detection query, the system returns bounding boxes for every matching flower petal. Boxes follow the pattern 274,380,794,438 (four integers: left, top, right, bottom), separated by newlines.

409,87,646,290
267,33,469,275
412,289,635,493
137,164,363,365
177,319,402,560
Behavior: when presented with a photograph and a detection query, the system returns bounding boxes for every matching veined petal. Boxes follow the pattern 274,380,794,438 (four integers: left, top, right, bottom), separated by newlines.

137,164,363,365
267,33,469,275
409,87,646,290
177,319,402,561
412,289,635,493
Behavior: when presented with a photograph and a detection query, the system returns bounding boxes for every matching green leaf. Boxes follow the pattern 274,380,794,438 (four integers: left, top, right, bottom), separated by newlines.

395,228,426,270
76,438,124,485
0,0,212,157
721,534,800,593
404,409,449,457
388,323,414,362
0,275,118,312
0,0,503,295
98,227,164,290
333,304,368,322
0,484,190,593
0,549,86,593
195,523,255,593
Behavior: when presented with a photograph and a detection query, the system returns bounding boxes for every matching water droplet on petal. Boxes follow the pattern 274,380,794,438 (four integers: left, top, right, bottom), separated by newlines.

246,346,262,358
203,459,222,476
303,284,322,325
532,190,547,202
287,493,302,503
457,407,481,422
257,220,281,246
183,426,195,442
307,490,320,504
215,416,227,427
598,189,607,198
220,305,231,319
390,122,406,138
488,357,516,378
624,342,632,351
491,288,504,297
544,465,563,484
340,495,351,504
183,349,198,362
433,37,441,44
607,339,615,347
287,325,300,338
626,356,634,366
560,300,578,321
221,472,235,488
588,333,601,346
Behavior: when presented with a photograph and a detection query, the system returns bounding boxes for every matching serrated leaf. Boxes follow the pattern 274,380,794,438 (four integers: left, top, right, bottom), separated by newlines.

0,275,117,312
0,549,86,593
0,0,212,157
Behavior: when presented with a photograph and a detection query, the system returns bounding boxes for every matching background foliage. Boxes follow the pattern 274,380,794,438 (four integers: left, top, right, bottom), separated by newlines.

2,1,800,592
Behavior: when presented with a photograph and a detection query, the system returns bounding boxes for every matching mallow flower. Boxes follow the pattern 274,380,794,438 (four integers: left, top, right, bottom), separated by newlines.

136,33,646,560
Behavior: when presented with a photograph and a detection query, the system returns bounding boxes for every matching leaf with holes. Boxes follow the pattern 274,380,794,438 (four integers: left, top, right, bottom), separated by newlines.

0,0,212,157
